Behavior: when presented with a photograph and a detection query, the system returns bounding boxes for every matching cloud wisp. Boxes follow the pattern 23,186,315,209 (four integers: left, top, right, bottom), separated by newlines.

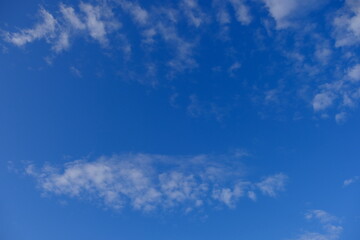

3,2,120,52
25,153,287,212
3,8,57,47
343,176,359,187
261,0,328,29
333,0,360,47
291,210,343,240
311,62,360,123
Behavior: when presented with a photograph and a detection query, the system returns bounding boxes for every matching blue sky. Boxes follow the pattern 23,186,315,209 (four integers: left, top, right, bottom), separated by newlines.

0,0,359,239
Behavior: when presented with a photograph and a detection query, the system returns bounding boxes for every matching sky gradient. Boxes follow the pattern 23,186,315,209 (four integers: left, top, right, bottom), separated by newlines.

0,0,359,239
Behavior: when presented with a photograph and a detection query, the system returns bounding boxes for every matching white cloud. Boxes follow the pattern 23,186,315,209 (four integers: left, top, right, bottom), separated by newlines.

156,22,198,72
212,182,249,208
213,0,251,31
3,3,120,52
213,1,231,25
311,63,360,118
159,171,206,208
247,190,257,201
229,0,252,25
293,210,343,240
305,210,337,224
348,64,360,81
333,1,360,47
343,176,359,187
262,0,298,29
25,153,287,212
4,8,57,46
181,0,207,28
315,44,332,64
53,31,70,52
79,3,120,46
115,0,198,72
256,173,287,197
116,0,149,25
313,92,335,112
335,112,347,124
70,66,82,78
60,4,86,30
228,61,242,76
311,77,360,121
261,0,328,29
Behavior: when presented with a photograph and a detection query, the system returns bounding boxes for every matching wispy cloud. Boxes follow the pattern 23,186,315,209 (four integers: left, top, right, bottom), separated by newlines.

256,173,287,197
60,4,86,30
3,2,120,52
262,0,297,29
333,0,360,47
70,66,82,78
213,0,231,25
291,210,343,240
312,92,335,112
311,62,360,122
25,153,287,212
79,2,120,46
228,0,252,25
261,0,328,29
4,8,57,47
181,0,207,28
343,176,359,187
116,0,149,25
315,41,332,65
335,112,347,124
105,0,199,73
348,64,360,81
228,61,241,76
156,22,198,73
